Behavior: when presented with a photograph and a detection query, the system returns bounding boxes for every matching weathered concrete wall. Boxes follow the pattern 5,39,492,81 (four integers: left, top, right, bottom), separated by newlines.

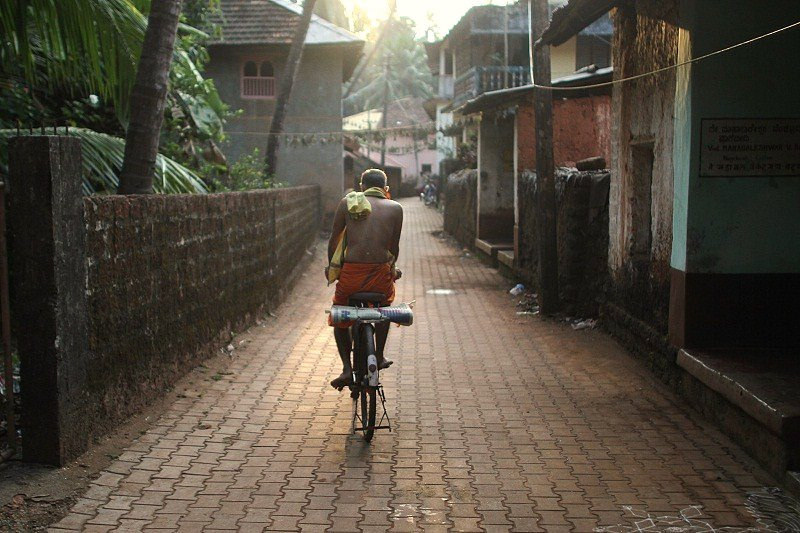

207,45,345,219
443,169,478,248
668,0,800,350
518,169,610,316
478,115,515,240
607,1,678,334
80,187,319,456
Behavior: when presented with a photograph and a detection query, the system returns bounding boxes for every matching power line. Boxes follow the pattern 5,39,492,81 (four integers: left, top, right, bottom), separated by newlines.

225,122,435,137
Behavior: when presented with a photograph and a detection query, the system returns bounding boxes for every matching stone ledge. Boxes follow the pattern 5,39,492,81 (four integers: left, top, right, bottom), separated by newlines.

474,238,513,262
497,250,514,268
677,349,800,438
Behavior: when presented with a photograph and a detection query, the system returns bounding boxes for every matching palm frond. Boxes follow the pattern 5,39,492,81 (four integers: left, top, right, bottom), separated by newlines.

0,128,208,195
0,0,146,113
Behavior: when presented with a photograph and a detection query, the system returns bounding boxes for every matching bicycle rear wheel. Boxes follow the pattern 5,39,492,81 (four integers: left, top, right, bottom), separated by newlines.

360,388,376,442
360,324,377,442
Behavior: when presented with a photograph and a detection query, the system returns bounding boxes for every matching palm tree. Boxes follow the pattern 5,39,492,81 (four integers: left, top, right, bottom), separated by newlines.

118,0,184,194
264,0,318,177
343,17,434,116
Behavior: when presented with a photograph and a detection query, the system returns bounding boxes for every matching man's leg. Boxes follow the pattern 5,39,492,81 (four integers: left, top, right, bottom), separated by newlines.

331,327,352,389
375,322,393,369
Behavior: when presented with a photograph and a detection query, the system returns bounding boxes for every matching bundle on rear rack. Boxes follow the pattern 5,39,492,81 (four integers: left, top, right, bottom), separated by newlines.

327,303,414,326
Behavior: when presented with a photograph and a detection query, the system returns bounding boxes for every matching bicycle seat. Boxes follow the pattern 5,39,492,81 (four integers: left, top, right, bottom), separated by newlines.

348,292,387,306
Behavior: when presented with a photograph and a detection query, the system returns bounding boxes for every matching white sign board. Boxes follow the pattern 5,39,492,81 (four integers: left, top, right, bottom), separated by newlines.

700,118,800,177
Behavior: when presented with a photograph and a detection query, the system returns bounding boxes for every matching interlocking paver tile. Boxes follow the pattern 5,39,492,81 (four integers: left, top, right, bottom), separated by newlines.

52,201,782,532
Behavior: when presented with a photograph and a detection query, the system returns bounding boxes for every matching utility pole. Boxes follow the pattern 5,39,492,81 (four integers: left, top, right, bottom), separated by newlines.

504,0,509,88
530,0,559,313
380,54,390,167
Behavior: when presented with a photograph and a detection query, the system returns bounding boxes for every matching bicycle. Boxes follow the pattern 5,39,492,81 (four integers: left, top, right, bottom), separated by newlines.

328,293,413,442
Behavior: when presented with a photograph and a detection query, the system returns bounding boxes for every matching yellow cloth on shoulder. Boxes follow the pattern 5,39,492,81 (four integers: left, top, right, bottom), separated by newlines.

327,187,388,285
344,186,387,219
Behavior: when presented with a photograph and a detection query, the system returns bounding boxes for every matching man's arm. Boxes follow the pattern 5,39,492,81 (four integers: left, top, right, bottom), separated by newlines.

389,204,403,264
328,199,347,262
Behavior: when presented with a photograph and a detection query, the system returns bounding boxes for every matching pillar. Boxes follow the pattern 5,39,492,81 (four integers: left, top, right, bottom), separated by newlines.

8,136,89,465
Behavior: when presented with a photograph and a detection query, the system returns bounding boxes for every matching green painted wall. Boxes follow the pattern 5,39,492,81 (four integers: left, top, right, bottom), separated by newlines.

671,1,800,273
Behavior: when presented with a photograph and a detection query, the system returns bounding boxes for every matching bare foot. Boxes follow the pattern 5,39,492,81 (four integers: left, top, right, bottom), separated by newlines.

330,371,352,391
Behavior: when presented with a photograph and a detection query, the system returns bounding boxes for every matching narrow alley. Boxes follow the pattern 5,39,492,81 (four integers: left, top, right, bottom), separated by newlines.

51,200,778,532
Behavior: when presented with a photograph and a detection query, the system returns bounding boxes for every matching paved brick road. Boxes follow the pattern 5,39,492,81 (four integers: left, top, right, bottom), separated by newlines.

51,200,777,532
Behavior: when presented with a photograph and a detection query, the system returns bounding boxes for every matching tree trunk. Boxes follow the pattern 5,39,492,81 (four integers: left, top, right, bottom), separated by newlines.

531,0,559,312
265,0,318,177
118,0,183,195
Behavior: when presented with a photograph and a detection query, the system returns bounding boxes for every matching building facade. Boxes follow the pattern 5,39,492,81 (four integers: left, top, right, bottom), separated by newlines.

343,97,437,185
207,0,363,217
424,1,612,174
541,0,800,486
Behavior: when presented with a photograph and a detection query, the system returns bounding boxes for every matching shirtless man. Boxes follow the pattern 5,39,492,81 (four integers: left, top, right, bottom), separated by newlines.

327,169,404,390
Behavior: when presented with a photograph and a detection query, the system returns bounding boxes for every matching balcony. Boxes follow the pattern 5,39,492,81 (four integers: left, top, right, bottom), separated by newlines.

453,66,530,108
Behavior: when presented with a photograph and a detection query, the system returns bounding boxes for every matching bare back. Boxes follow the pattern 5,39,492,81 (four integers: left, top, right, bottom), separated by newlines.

328,195,404,265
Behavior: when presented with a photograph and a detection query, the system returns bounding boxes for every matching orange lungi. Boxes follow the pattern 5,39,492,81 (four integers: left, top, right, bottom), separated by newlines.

329,262,395,328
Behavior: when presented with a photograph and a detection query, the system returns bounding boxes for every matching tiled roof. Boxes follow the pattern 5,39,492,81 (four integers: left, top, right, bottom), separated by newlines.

209,0,362,46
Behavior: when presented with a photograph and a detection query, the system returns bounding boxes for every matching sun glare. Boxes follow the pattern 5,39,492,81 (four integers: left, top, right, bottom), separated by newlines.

343,0,501,38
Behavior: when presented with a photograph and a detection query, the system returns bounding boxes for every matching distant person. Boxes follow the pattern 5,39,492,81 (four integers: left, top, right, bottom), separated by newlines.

326,169,404,390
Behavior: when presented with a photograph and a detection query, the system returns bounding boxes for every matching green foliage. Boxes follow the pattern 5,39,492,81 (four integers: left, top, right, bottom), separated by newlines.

0,0,146,120
344,16,434,115
206,149,283,192
160,4,231,172
0,0,229,194
0,127,208,194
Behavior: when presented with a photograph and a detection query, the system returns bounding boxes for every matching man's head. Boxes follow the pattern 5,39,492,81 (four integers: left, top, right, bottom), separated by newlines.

360,168,388,191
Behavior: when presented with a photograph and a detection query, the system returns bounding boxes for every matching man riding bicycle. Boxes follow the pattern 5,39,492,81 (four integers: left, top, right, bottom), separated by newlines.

326,169,404,390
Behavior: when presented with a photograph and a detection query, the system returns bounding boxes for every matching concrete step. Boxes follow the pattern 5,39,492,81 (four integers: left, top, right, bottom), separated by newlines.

677,349,800,438
677,349,800,478
497,249,514,268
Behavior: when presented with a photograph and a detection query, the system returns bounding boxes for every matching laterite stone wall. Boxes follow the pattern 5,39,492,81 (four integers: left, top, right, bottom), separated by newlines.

443,169,478,249
83,186,319,435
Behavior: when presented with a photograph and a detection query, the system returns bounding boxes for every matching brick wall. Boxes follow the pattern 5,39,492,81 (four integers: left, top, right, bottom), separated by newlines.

82,186,319,436
443,169,478,248
517,169,610,316
516,94,612,171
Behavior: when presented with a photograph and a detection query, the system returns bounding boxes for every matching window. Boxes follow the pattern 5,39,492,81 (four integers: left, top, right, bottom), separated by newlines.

241,60,275,99
575,35,611,70
421,164,432,174
444,49,453,75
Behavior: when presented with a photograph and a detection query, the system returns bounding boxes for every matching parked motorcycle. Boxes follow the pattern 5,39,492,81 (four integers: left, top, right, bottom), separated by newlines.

420,181,438,206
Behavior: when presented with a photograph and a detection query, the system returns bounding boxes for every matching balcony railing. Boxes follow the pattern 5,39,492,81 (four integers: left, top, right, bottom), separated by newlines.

241,76,275,99
453,66,530,107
